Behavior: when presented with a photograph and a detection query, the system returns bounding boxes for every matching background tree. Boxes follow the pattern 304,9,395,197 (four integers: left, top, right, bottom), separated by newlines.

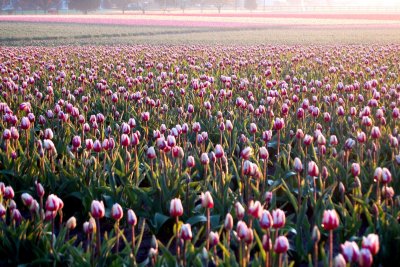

244,0,257,11
112,0,132,14
69,0,100,14
213,0,233,13
34,0,56,13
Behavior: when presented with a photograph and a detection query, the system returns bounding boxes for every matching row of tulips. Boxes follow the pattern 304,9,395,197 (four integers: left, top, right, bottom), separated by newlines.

0,45,399,265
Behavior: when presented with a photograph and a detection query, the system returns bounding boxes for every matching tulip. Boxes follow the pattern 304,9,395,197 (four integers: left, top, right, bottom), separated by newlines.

170,198,183,260
374,167,383,204
21,193,33,207
323,209,340,267
3,186,14,199
274,236,289,267
201,191,213,250
259,209,273,230
91,200,105,256
0,203,6,219
180,223,192,241
258,146,269,194
126,209,137,259
237,220,250,266
215,144,224,158
358,248,373,267
362,233,379,255
111,203,123,253
341,241,360,263
308,161,319,201
223,212,233,252
333,254,346,267
274,235,289,253
186,156,195,169
46,194,60,212
235,202,245,220
272,209,285,229
293,157,303,206
66,216,77,240
11,209,22,225
176,222,192,265
248,200,262,220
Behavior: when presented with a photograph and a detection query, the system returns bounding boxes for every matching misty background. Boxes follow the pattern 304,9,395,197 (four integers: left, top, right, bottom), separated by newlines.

1,0,399,14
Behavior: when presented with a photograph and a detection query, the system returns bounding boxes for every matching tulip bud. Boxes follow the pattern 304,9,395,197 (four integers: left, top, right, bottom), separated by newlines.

91,200,105,219
45,210,56,221
264,191,273,205
180,223,193,241
35,181,45,198
322,209,339,231
308,161,319,177
4,186,14,199
259,146,269,160
294,157,303,173
371,126,381,139
170,198,183,217
186,156,195,168
12,209,22,224
235,202,245,220
66,216,77,230
237,220,249,240
83,221,91,235
0,203,6,218
146,146,156,159
224,213,233,231
272,209,286,229
274,236,289,254
362,234,379,255
240,147,253,160
248,200,262,219
381,168,392,184
200,153,209,165
333,254,346,267
373,167,382,182
262,234,272,251
46,194,60,212
121,134,130,147
72,135,81,148
259,209,273,229
341,241,360,263
111,203,123,221
201,191,214,209
351,163,361,177
273,118,285,130
358,248,373,267
21,193,33,207
215,144,224,158
127,209,137,226
208,231,219,247
312,225,320,243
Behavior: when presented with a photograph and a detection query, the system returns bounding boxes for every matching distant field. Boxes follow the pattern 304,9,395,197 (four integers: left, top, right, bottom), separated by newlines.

1,13,400,45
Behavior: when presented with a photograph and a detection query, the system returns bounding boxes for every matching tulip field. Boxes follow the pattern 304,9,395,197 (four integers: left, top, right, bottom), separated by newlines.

1,14,400,267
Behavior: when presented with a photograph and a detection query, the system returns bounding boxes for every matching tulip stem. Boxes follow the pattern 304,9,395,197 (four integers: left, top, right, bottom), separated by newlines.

115,220,119,254
206,208,210,251
131,225,136,258
329,230,333,267
297,173,301,209
278,253,282,267
51,216,54,252
183,240,187,267
96,218,101,257
262,159,267,196
376,179,381,205
276,130,280,159
314,241,318,267
175,216,180,261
